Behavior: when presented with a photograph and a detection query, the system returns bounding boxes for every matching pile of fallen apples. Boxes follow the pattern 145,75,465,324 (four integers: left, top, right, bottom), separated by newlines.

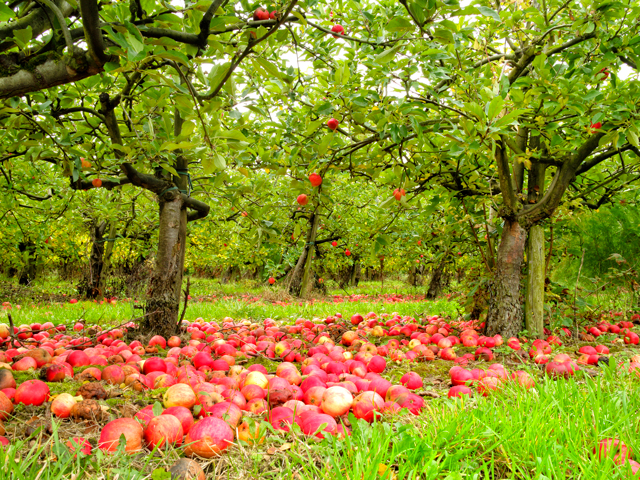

0,311,637,472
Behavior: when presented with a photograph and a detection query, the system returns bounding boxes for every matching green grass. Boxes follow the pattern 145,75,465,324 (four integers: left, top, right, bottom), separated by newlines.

2,290,462,328
7,367,640,479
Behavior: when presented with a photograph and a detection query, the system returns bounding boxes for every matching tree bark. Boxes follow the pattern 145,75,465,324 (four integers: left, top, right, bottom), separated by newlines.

525,225,545,338
98,222,117,300
142,191,186,337
349,258,360,287
426,259,446,299
289,213,319,296
17,241,36,285
141,105,190,338
485,219,527,337
82,221,108,299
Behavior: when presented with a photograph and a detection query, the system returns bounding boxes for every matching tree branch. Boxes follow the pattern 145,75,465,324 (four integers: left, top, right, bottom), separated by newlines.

120,162,167,194
38,0,74,52
197,0,226,47
575,144,635,175
0,0,75,53
495,137,518,214
78,0,110,64
184,195,210,222
0,51,103,99
520,129,608,222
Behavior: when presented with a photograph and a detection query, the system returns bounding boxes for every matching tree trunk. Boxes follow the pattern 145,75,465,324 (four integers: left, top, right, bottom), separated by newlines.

98,222,117,300
18,241,36,285
288,213,319,296
83,221,108,299
142,105,191,338
426,259,446,299
349,258,360,287
525,225,545,338
142,192,186,337
380,257,384,291
485,219,527,337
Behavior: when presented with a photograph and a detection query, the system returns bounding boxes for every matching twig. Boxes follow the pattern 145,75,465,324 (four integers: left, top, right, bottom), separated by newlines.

38,0,74,52
7,313,25,349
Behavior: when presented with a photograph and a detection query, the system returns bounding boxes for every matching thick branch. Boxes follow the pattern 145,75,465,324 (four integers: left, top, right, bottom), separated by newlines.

78,0,110,64
184,195,210,222
197,0,226,46
575,144,635,175
495,138,518,214
120,162,167,193
139,15,300,45
71,177,131,191
0,51,103,99
520,130,608,222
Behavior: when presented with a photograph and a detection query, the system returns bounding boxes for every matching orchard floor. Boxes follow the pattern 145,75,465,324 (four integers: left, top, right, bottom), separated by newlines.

0,280,639,480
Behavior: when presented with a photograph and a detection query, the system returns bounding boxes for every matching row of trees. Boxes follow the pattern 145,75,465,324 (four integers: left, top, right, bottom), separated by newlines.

1,0,639,338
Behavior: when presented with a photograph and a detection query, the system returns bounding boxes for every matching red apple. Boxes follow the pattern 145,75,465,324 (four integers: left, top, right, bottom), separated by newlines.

309,173,322,187
184,417,234,458
144,414,183,449
51,393,76,418
99,418,144,453
164,383,196,409
15,379,49,406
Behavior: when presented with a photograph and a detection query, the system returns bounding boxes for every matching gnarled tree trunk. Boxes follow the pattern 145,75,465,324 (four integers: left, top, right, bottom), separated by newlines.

142,191,187,337
485,219,527,337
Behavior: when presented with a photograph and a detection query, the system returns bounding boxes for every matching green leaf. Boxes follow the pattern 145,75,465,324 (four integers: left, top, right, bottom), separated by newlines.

475,6,501,21
152,402,163,417
216,130,249,142
315,102,334,116
179,121,195,137
627,130,640,148
125,32,145,57
156,50,190,66
0,4,15,21
213,153,227,170
487,96,505,122
208,62,231,88
151,468,171,480
316,133,334,155
13,26,32,48
433,28,454,44
375,234,391,246
292,10,307,25
202,155,215,174
386,17,414,32
492,109,527,128
254,57,281,78
160,141,197,151
374,44,403,64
